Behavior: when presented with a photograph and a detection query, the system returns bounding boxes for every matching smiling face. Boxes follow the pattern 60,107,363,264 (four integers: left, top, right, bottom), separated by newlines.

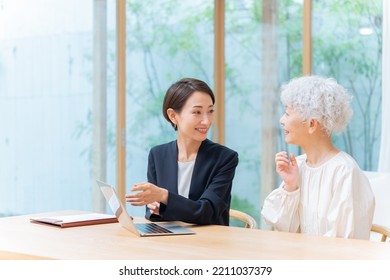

169,91,214,144
280,105,309,145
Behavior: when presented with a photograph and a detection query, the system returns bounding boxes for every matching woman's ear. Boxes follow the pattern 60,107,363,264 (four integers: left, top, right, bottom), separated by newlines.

308,118,319,134
166,108,177,125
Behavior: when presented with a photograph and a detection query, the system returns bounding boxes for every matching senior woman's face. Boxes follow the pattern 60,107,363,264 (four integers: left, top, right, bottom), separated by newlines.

280,105,308,145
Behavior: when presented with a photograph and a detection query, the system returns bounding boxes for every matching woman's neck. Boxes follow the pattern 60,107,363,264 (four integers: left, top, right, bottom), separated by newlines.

302,139,339,168
176,137,202,162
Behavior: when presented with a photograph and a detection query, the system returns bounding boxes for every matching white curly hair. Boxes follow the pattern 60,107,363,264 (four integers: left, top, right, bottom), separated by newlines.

280,75,353,135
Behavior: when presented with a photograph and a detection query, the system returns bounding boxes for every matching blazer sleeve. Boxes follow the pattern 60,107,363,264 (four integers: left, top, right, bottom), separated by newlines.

144,148,163,221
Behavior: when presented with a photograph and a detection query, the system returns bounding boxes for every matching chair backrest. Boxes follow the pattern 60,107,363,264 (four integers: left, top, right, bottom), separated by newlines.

364,171,390,224
364,171,390,241
371,224,390,242
229,209,257,229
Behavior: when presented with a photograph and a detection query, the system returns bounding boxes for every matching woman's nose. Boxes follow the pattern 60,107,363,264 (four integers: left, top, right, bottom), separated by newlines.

201,114,212,125
202,116,210,125
279,115,285,125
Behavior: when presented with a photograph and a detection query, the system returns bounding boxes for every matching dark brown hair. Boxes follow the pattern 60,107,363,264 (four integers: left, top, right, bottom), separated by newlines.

162,78,215,130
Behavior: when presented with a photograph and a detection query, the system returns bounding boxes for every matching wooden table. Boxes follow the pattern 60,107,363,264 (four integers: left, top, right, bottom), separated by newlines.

1,211,389,260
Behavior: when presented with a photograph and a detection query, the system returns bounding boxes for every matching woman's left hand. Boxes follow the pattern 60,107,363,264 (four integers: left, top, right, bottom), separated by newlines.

147,202,161,215
125,182,168,206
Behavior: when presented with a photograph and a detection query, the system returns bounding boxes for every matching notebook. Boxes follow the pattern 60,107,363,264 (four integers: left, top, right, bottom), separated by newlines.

96,180,195,237
30,213,118,228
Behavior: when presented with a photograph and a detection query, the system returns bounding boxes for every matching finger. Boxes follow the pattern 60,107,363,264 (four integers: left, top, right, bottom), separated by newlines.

275,157,289,166
126,194,149,202
276,160,289,170
131,186,143,192
125,193,143,199
131,184,150,192
126,197,140,203
147,203,156,210
130,201,147,206
289,154,297,166
276,158,290,168
133,182,148,186
275,151,288,158
275,152,289,162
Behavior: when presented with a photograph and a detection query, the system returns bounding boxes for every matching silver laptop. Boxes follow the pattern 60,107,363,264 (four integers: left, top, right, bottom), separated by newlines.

96,180,195,237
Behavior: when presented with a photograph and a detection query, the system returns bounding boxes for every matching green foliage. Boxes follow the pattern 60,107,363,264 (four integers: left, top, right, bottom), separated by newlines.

312,0,382,170
279,0,304,78
124,0,214,151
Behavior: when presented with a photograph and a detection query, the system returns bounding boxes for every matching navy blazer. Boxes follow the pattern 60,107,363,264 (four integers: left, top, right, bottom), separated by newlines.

145,139,239,226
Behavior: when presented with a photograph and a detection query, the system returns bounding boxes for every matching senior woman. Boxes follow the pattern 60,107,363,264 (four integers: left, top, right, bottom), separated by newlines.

261,75,375,239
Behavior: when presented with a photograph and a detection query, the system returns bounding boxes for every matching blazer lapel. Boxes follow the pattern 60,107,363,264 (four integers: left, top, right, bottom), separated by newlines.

188,139,208,199
167,140,179,194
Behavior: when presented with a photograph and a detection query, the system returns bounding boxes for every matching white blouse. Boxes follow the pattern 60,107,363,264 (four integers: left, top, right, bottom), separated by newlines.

177,160,196,198
261,151,375,240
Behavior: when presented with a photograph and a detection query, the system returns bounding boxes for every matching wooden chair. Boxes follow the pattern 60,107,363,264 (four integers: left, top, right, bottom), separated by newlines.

371,224,390,242
229,209,257,229
364,172,390,242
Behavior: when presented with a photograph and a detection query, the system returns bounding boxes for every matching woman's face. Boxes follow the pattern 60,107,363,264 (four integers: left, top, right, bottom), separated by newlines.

175,91,214,143
280,105,308,145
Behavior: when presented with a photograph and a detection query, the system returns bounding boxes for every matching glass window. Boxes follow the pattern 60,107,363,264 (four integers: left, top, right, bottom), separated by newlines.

0,0,383,221
123,0,214,217
0,0,104,215
313,0,383,171
225,0,303,224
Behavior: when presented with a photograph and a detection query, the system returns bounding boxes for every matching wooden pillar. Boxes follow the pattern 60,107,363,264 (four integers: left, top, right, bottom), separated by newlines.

213,0,225,145
303,0,312,75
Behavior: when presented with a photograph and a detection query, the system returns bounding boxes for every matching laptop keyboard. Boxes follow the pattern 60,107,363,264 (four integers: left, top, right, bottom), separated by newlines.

136,223,173,234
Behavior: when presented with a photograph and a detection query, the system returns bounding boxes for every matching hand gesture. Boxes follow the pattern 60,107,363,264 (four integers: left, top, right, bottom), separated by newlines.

275,151,299,191
125,182,168,206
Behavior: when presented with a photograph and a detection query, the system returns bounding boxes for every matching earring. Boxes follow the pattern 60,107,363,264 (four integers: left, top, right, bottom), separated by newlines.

174,123,177,129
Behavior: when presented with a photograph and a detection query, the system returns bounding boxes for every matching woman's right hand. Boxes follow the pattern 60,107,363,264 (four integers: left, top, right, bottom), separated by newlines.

275,151,299,191
125,182,168,206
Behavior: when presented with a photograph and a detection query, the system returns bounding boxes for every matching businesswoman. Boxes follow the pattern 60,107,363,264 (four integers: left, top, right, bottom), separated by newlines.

261,75,375,239
125,78,239,225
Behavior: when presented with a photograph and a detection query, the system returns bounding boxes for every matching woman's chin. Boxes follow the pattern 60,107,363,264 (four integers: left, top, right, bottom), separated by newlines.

284,138,294,145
